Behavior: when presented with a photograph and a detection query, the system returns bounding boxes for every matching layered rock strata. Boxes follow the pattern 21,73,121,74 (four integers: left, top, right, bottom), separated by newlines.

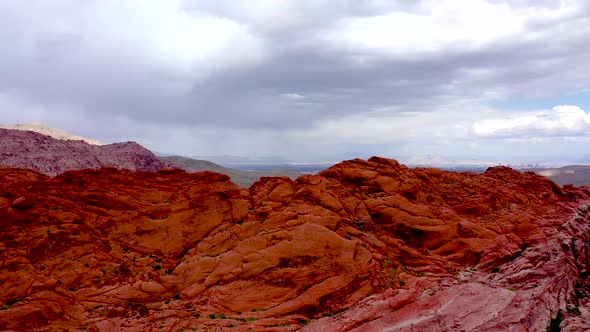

0,157,589,331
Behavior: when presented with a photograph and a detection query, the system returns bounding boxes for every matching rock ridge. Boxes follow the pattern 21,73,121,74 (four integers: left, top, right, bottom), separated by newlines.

0,128,173,176
0,157,589,331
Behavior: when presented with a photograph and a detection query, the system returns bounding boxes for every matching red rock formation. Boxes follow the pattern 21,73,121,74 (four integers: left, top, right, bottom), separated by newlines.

0,128,173,176
0,157,589,331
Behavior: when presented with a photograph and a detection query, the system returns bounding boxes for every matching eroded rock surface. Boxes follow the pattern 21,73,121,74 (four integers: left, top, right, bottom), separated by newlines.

0,128,173,176
0,157,589,331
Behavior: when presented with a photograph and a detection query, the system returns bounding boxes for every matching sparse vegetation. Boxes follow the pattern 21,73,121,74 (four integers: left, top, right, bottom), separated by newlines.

566,305,581,316
209,313,226,319
379,258,401,289
546,310,563,332
354,221,365,230
297,318,310,326
321,309,343,318
235,317,258,322
265,322,291,327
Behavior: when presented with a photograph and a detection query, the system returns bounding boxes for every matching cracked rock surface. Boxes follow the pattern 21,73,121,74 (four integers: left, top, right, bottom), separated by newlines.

1,157,589,331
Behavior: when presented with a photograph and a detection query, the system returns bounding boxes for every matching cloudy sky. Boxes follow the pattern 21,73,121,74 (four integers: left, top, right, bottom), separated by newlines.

1,0,590,164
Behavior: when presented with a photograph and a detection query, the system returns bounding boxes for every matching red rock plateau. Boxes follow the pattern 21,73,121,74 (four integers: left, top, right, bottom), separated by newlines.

1,156,590,331
0,128,172,176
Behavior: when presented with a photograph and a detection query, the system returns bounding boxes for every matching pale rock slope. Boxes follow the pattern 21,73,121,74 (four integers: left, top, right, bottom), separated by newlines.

0,122,104,145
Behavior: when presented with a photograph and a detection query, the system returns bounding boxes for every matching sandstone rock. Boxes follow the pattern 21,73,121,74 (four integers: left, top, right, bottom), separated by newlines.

0,157,589,331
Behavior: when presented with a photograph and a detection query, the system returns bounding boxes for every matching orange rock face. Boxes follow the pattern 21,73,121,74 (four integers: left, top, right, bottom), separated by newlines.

1,157,589,331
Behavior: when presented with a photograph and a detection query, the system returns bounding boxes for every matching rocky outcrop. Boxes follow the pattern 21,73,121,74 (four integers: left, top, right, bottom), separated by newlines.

0,157,589,331
0,128,173,175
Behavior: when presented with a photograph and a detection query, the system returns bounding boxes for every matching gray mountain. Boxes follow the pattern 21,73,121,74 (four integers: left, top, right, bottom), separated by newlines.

0,125,304,187
161,156,301,187
0,128,173,176
522,165,590,187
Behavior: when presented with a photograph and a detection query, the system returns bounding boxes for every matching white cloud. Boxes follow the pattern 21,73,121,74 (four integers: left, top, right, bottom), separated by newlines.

319,0,526,55
95,0,266,76
473,105,590,137
0,0,266,78
183,1,416,34
281,93,306,100
289,104,486,145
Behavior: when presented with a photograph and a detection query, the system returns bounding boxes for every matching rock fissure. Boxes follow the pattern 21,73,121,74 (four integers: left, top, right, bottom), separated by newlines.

1,158,590,331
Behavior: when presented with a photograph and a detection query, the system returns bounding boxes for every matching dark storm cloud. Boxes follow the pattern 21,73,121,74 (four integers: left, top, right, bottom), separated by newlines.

178,22,590,130
0,0,436,130
0,0,589,161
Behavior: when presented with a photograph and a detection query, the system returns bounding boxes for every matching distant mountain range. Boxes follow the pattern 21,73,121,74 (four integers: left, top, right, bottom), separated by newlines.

521,165,590,187
3,123,590,188
160,156,302,187
0,124,302,186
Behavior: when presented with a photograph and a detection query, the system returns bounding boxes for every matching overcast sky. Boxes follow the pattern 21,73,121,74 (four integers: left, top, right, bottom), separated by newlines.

1,0,590,164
